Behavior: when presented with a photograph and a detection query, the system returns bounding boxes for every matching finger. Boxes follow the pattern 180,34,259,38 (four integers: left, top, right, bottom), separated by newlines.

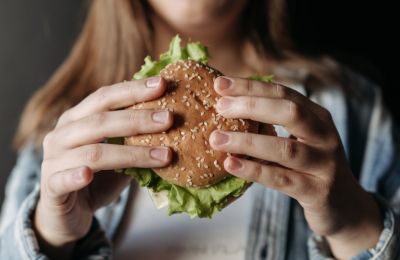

224,156,317,202
44,144,172,172
214,76,325,117
48,109,173,150
215,76,284,97
57,76,167,126
210,131,325,173
215,95,330,143
45,166,93,203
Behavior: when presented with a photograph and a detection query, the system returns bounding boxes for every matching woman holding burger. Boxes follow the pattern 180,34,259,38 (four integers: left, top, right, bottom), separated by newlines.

1,0,399,259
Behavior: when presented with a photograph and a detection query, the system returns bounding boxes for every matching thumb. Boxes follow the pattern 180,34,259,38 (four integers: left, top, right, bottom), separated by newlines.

45,166,93,205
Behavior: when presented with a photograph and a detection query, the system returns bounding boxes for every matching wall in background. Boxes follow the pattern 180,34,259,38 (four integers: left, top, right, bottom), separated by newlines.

0,0,84,204
288,0,398,121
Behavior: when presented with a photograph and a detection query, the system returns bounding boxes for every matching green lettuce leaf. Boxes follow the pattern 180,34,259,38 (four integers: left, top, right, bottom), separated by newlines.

133,35,208,80
126,35,250,218
248,74,274,82
125,168,247,218
186,42,209,63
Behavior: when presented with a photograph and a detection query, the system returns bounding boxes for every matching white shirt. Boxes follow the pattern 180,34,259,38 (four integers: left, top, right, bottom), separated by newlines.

115,184,254,260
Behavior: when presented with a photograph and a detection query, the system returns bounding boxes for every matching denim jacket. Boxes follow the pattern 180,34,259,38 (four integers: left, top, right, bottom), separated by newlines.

1,69,399,259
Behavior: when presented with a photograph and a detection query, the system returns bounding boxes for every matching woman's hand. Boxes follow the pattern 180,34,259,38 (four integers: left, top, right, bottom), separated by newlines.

35,77,173,259
210,77,382,259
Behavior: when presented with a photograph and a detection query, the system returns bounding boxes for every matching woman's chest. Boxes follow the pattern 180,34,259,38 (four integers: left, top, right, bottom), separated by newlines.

114,185,255,260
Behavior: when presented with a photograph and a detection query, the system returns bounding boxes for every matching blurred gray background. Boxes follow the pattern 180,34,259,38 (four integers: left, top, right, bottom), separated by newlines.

0,0,83,205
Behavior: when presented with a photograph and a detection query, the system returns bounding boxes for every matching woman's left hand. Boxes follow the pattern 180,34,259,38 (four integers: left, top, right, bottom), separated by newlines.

210,76,383,259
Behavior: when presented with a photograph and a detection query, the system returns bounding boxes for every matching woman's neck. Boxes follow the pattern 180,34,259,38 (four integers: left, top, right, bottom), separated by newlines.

150,14,263,77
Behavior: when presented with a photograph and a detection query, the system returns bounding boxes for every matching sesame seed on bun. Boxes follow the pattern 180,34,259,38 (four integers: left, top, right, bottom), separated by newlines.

125,60,274,188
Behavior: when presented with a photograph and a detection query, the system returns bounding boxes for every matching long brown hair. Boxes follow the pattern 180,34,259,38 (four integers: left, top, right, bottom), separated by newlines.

14,0,340,150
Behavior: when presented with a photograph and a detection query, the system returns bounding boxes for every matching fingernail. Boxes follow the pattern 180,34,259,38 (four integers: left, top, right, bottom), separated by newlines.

216,77,233,90
146,76,161,88
152,110,169,123
217,97,233,111
226,157,243,171
73,169,84,181
150,148,169,161
211,131,230,145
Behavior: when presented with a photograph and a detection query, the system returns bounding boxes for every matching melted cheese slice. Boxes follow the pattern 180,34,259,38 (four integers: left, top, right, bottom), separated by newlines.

148,190,169,209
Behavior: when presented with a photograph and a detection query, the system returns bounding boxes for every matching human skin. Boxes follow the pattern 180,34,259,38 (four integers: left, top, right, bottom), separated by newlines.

150,0,382,258
209,77,382,259
34,0,382,259
35,77,174,259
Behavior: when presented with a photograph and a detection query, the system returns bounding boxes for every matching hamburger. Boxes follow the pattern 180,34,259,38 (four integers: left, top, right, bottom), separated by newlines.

123,36,275,218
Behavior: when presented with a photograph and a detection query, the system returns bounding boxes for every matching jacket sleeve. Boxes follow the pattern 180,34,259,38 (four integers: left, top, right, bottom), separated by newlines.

308,76,400,259
0,144,112,259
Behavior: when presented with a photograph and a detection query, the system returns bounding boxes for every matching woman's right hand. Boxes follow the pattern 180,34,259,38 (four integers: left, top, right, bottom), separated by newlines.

34,76,173,258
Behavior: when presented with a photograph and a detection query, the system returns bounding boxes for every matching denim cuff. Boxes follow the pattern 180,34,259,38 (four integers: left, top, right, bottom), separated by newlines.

308,194,399,260
1,185,112,259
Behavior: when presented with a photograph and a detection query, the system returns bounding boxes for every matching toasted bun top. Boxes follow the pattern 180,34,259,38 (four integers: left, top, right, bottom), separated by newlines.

125,60,274,188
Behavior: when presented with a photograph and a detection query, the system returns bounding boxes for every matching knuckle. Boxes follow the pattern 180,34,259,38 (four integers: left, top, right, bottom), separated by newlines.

57,108,72,125
94,86,109,105
280,139,298,162
317,180,333,203
324,173,335,189
246,79,254,93
324,157,340,177
45,177,58,198
89,112,108,127
288,100,303,123
127,82,141,101
325,134,342,153
41,165,57,197
245,97,257,112
251,163,263,182
274,83,289,98
331,136,341,149
84,144,103,163
320,107,333,122
271,171,291,188
127,110,141,136
127,148,138,163
41,159,52,176
43,131,55,149
128,110,138,126
244,133,254,148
